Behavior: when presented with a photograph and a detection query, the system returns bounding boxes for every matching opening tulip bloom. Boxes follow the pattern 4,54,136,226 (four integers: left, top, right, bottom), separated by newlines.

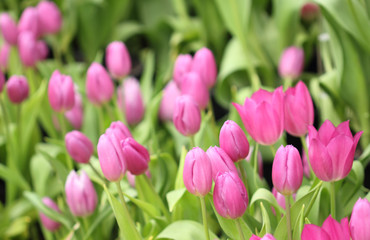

308,120,362,182
65,131,94,164
37,1,62,35
159,81,181,121
6,75,29,104
39,197,61,232
191,47,217,88
48,70,75,112
213,171,248,219
301,215,350,240
206,146,238,181
284,81,314,136
105,41,131,79
278,46,304,79
350,198,370,240
0,13,18,45
173,54,192,88
121,137,150,175
86,62,114,106
181,72,210,110
65,93,83,130
183,147,212,196
219,120,249,162
173,95,201,136
233,87,284,145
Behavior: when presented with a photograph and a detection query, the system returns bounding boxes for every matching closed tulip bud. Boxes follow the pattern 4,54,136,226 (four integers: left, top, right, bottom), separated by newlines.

0,43,10,71
278,46,304,79
219,120,249,162
18,31,38,67
65,170,98,217
206,146,238,181
245,147,263,178
233,87,284,145
0,70,4,93
65,131,93,164
109,121,132,140
86,62,114,105
105,41,131,79
159,81,181,121
181,72,209,110
173,95,201,136
36,40,49,61
39,197,61,232
350,198,370,240
213,171,248,219
272,145,303,195
284,81,314,136
6,76,29,104
173,54,192,88
121,137,150,175
301,3,320,22
191,47,217,88
0,13,18,45
18,7,40,37
48,70,75,112
97,128,126,182
183,147,212,196
308,120,362,181
37,1,62,35
301,224,330,240
65,93,83,130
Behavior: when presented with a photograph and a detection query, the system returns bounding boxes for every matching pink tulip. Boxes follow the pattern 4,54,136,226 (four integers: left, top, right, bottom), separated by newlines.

350,198,370,240
173,95,201,136
105,41,131,79
301,215,350,240
48,70,75,112
308,120,362,181
0,43,10,71
0,13,18,45
278,46,304,79
39,197,61,232
65,131,94,164
183,147,212,196
191,47,217,88
18,31,38,67
173,54,192,88
36,40,49,61
0,70,4,93
219,120,249,162
159,81,181,121
301,3,320,22
108,121,132,140
233,87,284,145
250,234,276,240
213,171,248,219
6,75,29,104
18,7,40,37
121,137,150,175
206,146,238,181
181,72,209,110
245,147,263,179
302,137,311,178
65,93,83,130
37,1,62,35
65,170,98,217
86,62,114,105
284,81,314,136
301,224,330,240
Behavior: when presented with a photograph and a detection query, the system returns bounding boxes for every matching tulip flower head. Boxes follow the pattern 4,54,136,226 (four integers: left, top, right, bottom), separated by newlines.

121,137,150,175
0,13,18,45
250,234,277,240
105,41,131,79
86,62,114,106
0,70,4,93
6,75,29,104
206,146,238,181
173,95,201,136
191,47,217,88
65,93,83,130
0,43,10,72
39,197,61,232
36,40,49,61
48,70,75,112
37,1,62,35
278,46,304,79
350,198,370,240
109,121,132,140
173,54,192,88
301,215,350,240
301,2,320,22
18,7,40,37
65,131,94,164
18,31,38,67
159,81,181,121
181,72,209,110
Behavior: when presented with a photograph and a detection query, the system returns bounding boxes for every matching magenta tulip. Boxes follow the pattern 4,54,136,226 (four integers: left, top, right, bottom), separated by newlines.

86,62,114,105
250,234,277,240
322,216,350,240
105,41,131,79
39,197,61,232
173,54,192,88
219,120,249,162
173,95,201,136
18,31,38,67
48,70,75,112
278,46,304,79
308,120,362,181
233,87,284,145
65,93,83,130
121,137,150,175
183,147,212,196
301,3,320,22
6,75,29,104
0,43,10,71
18,7,40,37
191,47,217,88
181,72,209,110
206,146,238,181
108,121,132,140
301,224,330,240
0,13,18,45
37,1,62,35
65,131,94,164
159,81,181,121
350,198,370,240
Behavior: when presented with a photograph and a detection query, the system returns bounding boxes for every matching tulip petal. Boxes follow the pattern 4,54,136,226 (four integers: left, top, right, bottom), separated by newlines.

326,135,353,181
301,224,330,240
318,120,336,146
309,138,333,181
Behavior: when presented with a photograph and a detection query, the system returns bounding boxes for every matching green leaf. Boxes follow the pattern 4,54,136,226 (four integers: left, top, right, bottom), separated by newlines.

156,220,219,240
0,164,30,191
83,205,113,240
259,202,271,235
250,188,285,215
166,188,186,212
292,205,305,240
123,192,161,218
112,21,144,42
175,146,187,190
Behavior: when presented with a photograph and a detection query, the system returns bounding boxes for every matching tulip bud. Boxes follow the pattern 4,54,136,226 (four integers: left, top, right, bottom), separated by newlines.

18,31,38,67
18,7,40,37
109,121,132,140
245,147,263,179
213,171,248,219
0,13,18,45
65,170,98,217
37,1,62,35
173,95,201,136
272,145,303,195
284,81,314,136
121,137,150,175
48,70,75,112
191,47,217,88
0,43,10,71
173,54,192,88
308,120,362,182
86,62,114,105
250,234,277,240
65,93,83,130
350,198,370,240
39,197,61,232
6,75,29,104
206,146,238,181
105,41,131,79
117,77,145,125
159,81,181,121
0,70,4,93
301,3,320,22
233,87,284,145
181,72,209,110
36,40,49,61
278,46,304,79
301,224,330,240
183,147,212,196
219,120,249,162
65,131,94,164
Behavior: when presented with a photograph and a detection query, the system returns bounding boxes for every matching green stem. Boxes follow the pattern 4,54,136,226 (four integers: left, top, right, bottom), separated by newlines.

88,162,107,184
0,97,10,144
104,102,116,122
189,135,195,149
283,77,292,90
237,161,249,199
269,145,276,156
199,196,210,240
248,66,261,92
96,106,106,135
253,143,259,176
300,136,315,179
113,89,127,125
304,181,323,218
285,195,292,240
330,181,336,219
17,105,22,160
59,113,73,170
235,218,245,240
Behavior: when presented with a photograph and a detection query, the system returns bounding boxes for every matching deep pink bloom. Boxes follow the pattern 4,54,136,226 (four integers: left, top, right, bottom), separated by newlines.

278,46,304,79
191,47,217,88
0,43,10,71
301,3,320,22
6,75,29,104
159,81,181,121
37,1,62,35
48,70,75,112
245,147,263,179
301,224,331,240
350,198,370,240
65,131,94,164
322,216,350,240
206,146,238,181
109,121,132,140
308,120,362,181
181,72,209,110
18,7,40,37
105,41,131,79
183,147,212,196
65,93,83,130
39,197,61,232
219,120,249,162
121,137,150,175
18,31,38,67
173,54,192,88
173,95,201,136
213,171,248,219
86,62,114,105
284,81,314,136
233,87,284,145
0,13,18,45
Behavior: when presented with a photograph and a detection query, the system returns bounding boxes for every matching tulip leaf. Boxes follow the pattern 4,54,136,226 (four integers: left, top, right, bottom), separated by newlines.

150,153,178,196
259,202,271,236
292,205,305,240
156,220,219,240
250,188,285,216
123,192,161,218
0,164,30,192
140,50,155,105
174,146,187,190
166,188,186,212
83,205,112,240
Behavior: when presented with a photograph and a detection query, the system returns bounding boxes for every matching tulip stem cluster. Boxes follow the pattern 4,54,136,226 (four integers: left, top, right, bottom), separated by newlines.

199,196,210,240
285,195,292,240
235,218,245,240
330,182,336,219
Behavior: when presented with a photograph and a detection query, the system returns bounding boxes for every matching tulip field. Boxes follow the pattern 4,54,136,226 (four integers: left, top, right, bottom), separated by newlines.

1,0,370,240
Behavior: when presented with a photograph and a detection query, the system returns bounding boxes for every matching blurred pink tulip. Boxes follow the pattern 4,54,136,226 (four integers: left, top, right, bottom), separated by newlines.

173,54,192,88
37,1,62,35
181,72,209,110
191,47,217,88
350,198,370,240
18,31,38,67
48,70,75,112
159,81,181,121
121,137,150,175
105,41,131,79
65,131,94,164
0,13,18,45
86,62,114,105
278,46,304,79
173,95,201,136
6,75,29,104
18,7,40,37
65,93,83,130
39,197,61,232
